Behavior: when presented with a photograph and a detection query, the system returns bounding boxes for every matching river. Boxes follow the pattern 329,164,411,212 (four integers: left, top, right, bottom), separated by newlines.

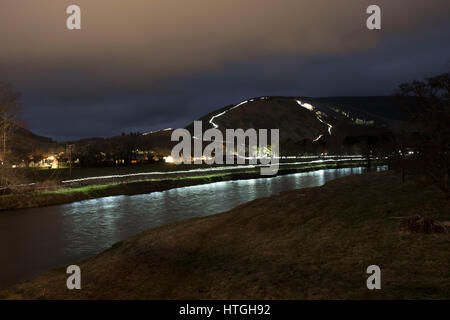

0,166,387,288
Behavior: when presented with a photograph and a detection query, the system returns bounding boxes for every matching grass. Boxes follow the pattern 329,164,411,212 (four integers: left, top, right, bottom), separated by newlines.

40,184,119,195
39,173,234,196
39,171,236,195
2,170,449,299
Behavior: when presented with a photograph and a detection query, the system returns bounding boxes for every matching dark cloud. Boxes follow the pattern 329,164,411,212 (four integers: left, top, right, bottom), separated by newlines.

1,0,450,140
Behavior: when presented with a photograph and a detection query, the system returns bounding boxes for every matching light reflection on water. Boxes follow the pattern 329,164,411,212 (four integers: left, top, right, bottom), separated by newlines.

0,166,386,288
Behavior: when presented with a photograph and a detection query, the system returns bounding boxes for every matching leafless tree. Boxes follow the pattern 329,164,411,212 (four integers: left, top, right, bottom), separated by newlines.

0,82,21,186
397,73,450,196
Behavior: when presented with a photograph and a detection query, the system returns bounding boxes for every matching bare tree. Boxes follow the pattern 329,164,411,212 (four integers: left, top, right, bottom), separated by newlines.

0,82,21,186
397,73,450,196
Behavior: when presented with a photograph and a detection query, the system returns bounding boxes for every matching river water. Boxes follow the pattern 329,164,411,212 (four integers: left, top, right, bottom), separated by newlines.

0,166,386,288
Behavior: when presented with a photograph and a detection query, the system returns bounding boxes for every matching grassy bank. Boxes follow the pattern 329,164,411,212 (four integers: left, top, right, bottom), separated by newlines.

12,162,221,182
0,161,377,211
1,170,449,299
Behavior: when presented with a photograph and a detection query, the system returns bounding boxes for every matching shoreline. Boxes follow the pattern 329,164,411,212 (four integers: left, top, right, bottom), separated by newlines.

0,161,384,212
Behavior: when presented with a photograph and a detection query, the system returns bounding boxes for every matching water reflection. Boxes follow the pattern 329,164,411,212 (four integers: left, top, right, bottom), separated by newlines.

0,166,386,288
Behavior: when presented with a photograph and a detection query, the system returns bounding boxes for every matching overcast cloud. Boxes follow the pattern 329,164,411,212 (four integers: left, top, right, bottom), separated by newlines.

1,0,449,140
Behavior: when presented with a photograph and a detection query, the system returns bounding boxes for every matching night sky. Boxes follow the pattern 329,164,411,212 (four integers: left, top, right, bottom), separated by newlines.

1,0,450,141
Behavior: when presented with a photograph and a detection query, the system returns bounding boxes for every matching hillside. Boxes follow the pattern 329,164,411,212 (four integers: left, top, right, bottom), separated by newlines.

185,96,411,155
2,171,449,299
301,96,412,122
8,126,58,159
189,97,329,142
8,96,413,159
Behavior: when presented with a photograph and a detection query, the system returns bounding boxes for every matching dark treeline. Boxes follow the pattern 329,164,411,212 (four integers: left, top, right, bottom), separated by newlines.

65,132,174,167
391,73,450,195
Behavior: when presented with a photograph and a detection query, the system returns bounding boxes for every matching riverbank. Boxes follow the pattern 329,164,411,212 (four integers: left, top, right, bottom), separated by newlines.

0,160,378,211
2,170,449,299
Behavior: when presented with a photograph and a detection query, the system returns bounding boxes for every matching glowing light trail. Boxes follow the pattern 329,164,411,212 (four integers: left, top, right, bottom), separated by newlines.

61,157,366,185
142,128,173,136
208,98,333,142
313,134,324,142
209,100,249,129
296,100,333,141
208,97,271,129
